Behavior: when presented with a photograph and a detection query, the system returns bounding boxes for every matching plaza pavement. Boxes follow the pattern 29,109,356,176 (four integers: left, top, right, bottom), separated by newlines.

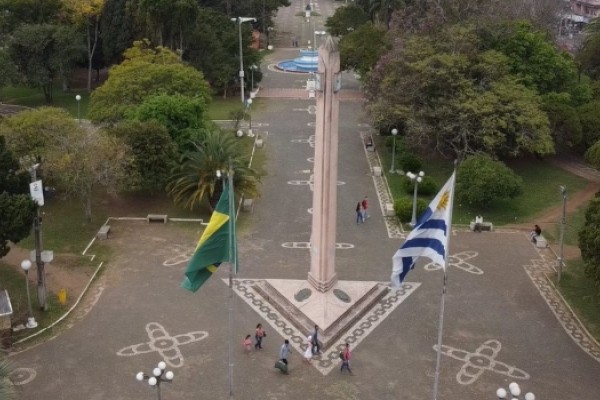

8,0,600,399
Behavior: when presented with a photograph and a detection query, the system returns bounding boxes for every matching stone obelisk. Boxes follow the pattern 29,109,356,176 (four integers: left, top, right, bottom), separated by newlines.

308,37,340,292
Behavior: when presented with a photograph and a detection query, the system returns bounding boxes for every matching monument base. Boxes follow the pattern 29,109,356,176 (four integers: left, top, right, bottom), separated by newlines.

307,272,337,292
252,279,389,350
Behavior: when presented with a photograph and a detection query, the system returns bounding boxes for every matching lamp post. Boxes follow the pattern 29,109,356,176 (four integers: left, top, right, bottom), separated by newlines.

26,162,48,311
406,170,425,227
389,128,398,173
231,17,257,104
314,29,326,49
496,382,535,400
558,185,567,283
75,94,81,125
136,361,174,400
20,260,38,329
245,98,254,137
250,65,258,92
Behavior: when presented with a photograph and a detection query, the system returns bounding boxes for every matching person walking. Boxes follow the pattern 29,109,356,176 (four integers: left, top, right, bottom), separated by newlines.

311,325,320,355
303,336,313,363
340,343,353,375
255,323,266,350
361,196,369,219
356,202,364,224
279,339,291,365
243,334,252,354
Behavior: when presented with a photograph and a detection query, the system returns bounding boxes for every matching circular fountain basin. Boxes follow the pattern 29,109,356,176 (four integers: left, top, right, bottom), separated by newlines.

276,49,318,73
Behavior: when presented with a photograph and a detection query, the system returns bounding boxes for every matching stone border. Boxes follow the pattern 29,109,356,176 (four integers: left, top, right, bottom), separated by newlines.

360,131,404,239
526,239,600,362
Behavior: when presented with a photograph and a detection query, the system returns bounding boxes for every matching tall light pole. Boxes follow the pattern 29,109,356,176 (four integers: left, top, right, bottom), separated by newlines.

406,170,425,227
558,185,567,283
250,65,257,92
136,361,174,400
231,17,257,104
20,260,37,329
496,382,535,400
314,29,326,49
245,98,254,137
75,94,81,125
27,162,48,310
389,128,398,173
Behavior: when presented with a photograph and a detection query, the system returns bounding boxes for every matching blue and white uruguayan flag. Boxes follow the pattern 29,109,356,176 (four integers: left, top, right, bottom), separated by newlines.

391,172,456,287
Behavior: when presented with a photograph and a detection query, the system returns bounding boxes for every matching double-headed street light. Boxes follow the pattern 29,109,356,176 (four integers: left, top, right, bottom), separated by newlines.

250,65,258,92
496,382,535,400
314,29,326,49
406,170,425,227
20,260,37,329
136,361,174,400
231,17,257,104
389,128,398,173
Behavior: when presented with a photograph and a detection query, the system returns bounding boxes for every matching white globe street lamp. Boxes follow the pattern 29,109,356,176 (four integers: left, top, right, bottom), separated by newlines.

20,260,37,329
496,382,535,400
231,17,257,104
406,170,425,227
136,361,174,400
75,94,81,125
245,98,254,137
389,128,398,174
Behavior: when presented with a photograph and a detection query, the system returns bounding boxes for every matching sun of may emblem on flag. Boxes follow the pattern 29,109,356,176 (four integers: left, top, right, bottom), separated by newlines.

437,190,450,211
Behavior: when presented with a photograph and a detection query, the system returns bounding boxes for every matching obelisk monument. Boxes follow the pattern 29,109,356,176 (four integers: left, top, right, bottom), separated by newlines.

307,37,340,292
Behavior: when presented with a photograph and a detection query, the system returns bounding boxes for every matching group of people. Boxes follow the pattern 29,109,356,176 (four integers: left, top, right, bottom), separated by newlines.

244,323,353,375
356,196,369,224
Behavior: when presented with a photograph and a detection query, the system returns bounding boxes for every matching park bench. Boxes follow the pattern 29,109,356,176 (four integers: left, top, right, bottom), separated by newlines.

365,137,375,152
534,234,548,248
147,214,168,223
97,225,111,240
470,220,493,232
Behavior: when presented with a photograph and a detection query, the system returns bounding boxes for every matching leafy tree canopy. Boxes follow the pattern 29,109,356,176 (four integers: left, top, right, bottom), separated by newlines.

105,120,176,191
88,40,211,123
366,25,553,159
579,192,600,291
325,4,369,36
0,135,36,258
456,154,523,208
339,22,390,77
126,93,207,152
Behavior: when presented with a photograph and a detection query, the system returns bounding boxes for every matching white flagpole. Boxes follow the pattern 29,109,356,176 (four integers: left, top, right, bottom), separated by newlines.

432,168,456,400
227,167,235,400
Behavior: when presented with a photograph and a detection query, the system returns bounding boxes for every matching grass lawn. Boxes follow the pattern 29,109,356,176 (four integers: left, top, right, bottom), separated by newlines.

377,138,588,226
2,86,90,118
543,202,588,247
0,262,65,342
559,258,600,341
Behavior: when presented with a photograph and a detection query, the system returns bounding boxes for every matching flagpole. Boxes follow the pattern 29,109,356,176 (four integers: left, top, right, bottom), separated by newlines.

432,167,456,400
227,167,236,400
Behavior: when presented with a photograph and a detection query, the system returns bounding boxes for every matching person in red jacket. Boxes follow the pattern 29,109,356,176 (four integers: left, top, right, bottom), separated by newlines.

361,196,369,219
340,343,353,374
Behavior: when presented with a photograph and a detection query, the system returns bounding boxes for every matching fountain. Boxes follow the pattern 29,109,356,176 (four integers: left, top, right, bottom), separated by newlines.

276,49,318,73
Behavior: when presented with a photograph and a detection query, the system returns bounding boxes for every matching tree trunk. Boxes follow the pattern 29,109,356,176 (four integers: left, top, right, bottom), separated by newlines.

83,192,93,222
87,17,100,93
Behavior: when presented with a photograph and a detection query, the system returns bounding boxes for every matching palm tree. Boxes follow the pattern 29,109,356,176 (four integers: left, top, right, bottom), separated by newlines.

0,356,16,400
167,130,261,211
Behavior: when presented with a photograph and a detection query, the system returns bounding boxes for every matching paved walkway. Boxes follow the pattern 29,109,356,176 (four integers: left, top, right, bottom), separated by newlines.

7,1,600,400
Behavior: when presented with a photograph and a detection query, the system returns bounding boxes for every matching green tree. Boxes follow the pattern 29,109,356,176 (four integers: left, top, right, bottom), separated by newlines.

456,155,522,208
0,0,62,40
8,24,81,102
578,101,600,148
0,107,78,159
577,18,600,80
579,192,600,291
43,125,133,221
0,135,36,258
541,98,582,151
366,26,553,159
63,0,105,92
167,130,261,210
339,22,389,77
484,21,578,95
325,4,369,36
100,0,136,64
127,93,206,151
584,140,600,169
88,40,211,123
0,49,17,93
0,356,16,399
105,120,176,191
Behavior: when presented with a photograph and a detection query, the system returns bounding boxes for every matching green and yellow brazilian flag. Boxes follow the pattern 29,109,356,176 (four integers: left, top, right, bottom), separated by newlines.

182,182,236,292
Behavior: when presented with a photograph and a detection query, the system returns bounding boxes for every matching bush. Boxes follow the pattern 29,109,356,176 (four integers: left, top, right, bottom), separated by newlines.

456,155,522,207
401,175,437,196
399,153,422,173
394,197,427,223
